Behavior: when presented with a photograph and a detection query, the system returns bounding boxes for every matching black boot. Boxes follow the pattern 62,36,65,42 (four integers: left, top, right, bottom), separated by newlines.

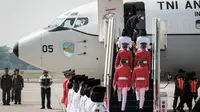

173,108,176,112
139,108,143,112
136,100,139,108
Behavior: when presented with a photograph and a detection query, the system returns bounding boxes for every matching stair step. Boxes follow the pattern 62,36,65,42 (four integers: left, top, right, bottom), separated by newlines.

110,100,153,106
110,106,153,112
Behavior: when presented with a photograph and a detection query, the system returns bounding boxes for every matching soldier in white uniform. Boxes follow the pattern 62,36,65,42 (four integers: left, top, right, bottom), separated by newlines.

72,75,88,112
84,79,101,112
118,29,132,50
91,86,108,112
79,78,95,112
136,30,150,51
66,78,74,112
67,75,80,112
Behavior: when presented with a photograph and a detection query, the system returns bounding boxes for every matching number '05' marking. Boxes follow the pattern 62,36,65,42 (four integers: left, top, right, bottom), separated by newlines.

42,45,53,53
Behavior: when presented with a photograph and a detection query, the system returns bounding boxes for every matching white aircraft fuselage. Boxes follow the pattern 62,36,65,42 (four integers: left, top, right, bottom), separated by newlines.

13,0,200,80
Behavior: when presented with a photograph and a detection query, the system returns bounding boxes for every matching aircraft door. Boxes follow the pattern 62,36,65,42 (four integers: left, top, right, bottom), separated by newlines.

98,0,124,42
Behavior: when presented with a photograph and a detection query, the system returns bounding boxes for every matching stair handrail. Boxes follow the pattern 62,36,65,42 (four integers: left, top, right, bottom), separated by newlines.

103,15,116,111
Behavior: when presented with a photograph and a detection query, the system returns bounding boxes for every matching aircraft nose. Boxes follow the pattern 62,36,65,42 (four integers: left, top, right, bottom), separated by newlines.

13,42,18,57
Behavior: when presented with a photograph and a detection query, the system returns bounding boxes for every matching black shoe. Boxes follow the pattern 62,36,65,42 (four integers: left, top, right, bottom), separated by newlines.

7,104,10,105
18,102,21,104
40,107,45,109
139,108,143,112
47,107,52,109
3,104,6,106
14,102,17,104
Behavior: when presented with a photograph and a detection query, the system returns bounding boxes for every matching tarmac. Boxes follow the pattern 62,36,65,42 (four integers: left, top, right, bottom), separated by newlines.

0,82,198,112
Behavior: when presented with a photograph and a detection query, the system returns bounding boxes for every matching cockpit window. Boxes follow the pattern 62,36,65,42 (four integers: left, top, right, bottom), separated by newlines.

60,18,76,28
49,18,65,27
74,17,89,28
196,20,200,29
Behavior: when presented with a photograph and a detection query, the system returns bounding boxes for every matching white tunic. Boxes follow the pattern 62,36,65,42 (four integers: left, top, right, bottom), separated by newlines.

79,95,88,112
72,88,81,112
136,36,150,51
67,89,75,112
85,98,95,112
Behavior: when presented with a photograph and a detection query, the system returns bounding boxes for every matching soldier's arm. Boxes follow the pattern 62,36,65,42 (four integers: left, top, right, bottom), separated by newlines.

131,70,136,87
39,76,45,87
112,70,118,87
134,53,138,67
129,52,133,69
115,53,120,68
47,77,53,87
1,76,3,88
21,76,24,88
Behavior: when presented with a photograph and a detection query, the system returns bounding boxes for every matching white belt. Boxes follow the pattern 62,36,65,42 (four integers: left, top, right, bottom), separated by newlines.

136,77,145,80
118,77,128,80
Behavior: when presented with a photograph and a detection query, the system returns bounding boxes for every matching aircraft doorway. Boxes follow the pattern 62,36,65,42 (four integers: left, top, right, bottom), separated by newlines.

124,2,146,35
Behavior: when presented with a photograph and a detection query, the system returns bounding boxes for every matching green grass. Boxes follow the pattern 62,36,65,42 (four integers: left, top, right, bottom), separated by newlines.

21,73,65,78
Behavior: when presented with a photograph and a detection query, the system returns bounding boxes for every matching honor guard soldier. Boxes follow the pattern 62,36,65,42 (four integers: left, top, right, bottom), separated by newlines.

12,69,24,104
84,79,101,112
79,78,95,112
72,75,88,112
39,70,53,109
66,78,74,112
136,30,150,51
118,29,132,51
1,68,12,105
115,43,133,69
113,59,131,112
61,69,74,107
67,75,80,112
132,59,149,112
134,42,151,71
91,86,107,112
172,69,185,112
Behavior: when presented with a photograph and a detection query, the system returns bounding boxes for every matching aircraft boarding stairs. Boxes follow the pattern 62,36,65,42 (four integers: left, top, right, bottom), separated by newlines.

109,44,153,112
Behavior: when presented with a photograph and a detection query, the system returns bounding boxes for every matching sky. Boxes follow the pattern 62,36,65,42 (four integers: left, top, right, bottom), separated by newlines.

0,0,95,48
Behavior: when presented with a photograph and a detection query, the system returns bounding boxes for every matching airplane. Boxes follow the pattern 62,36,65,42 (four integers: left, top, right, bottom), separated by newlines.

12,0,200,80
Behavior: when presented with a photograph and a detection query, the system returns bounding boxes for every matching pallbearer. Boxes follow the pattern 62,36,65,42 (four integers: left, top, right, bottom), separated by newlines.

79,78,95,112
132,59,149,112
72,75,88,112
91,86,107,112
84,79,101,112
67,75,80,112
113,59,131,112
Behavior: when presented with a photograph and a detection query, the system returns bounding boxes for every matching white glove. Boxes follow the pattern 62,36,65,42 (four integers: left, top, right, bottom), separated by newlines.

127,87,130,91
113,86,116,91
132,86,135,91
145,87,149,91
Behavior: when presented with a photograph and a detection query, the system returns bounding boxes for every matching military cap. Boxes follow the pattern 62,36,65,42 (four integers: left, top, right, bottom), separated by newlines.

87,79,101,88
77,75,88,82
91,86,106,102
81,78,95,87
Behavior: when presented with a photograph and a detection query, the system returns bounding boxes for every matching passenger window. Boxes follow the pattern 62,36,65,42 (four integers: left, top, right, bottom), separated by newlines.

61,18,76,28
196,20,200,29
74,17,89,28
